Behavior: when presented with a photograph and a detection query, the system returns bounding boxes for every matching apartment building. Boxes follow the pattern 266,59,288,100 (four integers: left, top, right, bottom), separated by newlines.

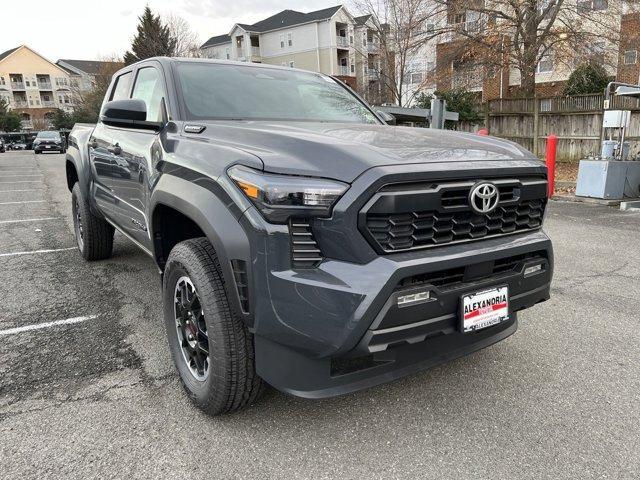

0,45,74,130
402,1,631,105
200,5,390,105
56,59,123,92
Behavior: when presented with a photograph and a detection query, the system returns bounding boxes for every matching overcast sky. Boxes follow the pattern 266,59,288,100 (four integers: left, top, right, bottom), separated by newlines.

1,0,344,61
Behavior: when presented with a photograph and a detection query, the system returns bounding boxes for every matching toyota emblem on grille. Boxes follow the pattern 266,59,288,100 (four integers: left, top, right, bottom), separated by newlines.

469,182,499,214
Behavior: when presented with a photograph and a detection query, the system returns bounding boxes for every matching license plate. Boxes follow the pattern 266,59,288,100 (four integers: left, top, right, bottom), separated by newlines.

461,286,509,333
45,146,51,149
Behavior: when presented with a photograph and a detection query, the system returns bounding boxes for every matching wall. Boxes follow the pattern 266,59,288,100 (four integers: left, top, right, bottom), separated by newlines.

469,94,640,161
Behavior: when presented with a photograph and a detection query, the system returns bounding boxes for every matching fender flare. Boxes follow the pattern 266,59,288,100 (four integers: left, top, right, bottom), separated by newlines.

149,173,252,322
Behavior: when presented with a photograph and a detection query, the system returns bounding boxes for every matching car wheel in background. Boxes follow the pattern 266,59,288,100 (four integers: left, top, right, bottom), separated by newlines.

163,238,264,415
71,182,114,261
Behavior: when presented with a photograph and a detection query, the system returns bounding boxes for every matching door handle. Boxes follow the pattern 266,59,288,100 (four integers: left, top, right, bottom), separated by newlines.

108,144,122,155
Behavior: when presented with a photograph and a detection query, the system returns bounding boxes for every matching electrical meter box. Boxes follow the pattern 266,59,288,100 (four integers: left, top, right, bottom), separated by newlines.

602,110,631,129
576,160,640,199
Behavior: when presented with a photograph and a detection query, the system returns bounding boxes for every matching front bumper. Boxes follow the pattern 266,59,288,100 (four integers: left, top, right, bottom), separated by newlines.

234,161,553,398
34,144,63,152
241,206,552,398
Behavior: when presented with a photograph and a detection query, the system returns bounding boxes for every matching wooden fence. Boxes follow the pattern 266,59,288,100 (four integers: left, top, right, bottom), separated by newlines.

459,93,640,161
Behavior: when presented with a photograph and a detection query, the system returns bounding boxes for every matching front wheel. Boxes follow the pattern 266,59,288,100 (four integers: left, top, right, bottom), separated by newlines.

71,183,114,260
163,238,264,415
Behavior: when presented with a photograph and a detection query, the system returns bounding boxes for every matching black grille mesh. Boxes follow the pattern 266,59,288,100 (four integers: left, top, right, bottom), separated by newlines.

366,199,546,252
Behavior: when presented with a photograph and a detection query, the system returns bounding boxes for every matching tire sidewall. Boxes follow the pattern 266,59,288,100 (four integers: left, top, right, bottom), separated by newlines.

163,254,224,407
71,184,86,256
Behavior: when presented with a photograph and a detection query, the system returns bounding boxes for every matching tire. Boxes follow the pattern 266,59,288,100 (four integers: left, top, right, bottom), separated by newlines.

163,238,264,415
34,150,40,154
71,182,114,261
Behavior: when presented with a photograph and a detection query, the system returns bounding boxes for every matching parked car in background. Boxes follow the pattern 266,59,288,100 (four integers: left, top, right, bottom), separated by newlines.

0,139,5,153
33,131,66,154
9,142,27,150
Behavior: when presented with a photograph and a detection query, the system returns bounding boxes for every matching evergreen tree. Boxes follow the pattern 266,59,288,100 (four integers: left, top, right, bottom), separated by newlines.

0,98,22,132
563,62,611,96
123,6,176,65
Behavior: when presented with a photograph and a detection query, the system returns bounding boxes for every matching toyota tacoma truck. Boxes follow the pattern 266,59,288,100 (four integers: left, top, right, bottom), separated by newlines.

66,58,553,415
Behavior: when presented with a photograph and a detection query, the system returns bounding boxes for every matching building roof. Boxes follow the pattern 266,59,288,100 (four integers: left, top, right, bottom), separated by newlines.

56,59,123,75
354,14,372,26
200,34,232,49
0,46,20,62
201,5,343,49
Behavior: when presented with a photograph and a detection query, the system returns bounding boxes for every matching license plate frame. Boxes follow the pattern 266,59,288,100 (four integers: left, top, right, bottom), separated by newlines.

460,285,509,333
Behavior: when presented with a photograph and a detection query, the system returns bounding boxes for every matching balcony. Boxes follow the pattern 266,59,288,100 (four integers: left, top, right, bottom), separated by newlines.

13,100,28,108
38,82,52,90
338,65,350,76
41,100,56,107
336,36,349,48
367,43,380,54
367,68,380,79
250,46,261,57
11,81,25,90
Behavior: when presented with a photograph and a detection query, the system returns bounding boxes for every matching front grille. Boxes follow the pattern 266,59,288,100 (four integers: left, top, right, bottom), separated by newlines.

363,178,547,253
398,251,547,292
289,218,323,268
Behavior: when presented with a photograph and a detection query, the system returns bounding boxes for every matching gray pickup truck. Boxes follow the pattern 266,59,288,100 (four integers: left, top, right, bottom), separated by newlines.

66,58,553,415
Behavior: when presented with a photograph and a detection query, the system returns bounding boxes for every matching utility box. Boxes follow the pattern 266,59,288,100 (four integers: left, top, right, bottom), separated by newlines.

576,160,640,199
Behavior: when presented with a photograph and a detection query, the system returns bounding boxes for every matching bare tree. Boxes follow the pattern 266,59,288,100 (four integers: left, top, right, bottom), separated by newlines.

435,0,633,96
165,13,203,58
352,0,448,106
71,56,123,122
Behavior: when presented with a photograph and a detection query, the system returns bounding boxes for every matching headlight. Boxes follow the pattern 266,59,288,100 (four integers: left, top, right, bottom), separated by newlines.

228,165,349,223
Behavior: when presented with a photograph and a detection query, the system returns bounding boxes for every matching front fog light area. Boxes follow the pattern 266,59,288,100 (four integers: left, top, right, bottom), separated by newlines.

524,263,544,277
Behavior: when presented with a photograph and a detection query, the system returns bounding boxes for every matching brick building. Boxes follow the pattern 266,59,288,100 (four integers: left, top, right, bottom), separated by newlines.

616,12,640,85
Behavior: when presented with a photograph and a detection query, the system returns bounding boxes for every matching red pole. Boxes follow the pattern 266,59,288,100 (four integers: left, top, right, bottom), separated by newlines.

545,134,558,198
477,128,489,136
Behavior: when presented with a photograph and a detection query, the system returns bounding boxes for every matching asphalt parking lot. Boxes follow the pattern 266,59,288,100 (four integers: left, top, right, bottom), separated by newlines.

0,150,639,479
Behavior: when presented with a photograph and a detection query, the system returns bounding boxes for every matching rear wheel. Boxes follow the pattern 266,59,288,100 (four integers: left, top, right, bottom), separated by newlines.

71,183,114,261
163,238,264,415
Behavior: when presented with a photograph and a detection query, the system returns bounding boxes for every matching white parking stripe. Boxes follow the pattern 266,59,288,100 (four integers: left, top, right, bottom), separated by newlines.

0,315,99,336
0,175,43,177
0,200,46,205
0,217,59,224
0,181,42,184
0,247,76,258
0,189,44,193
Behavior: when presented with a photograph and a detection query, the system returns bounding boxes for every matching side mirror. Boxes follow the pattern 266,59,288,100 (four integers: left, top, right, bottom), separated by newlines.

377,110,396,125
101,99,162,131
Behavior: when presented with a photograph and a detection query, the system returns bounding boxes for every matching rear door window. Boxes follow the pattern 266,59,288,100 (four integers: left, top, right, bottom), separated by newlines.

110,72,132,101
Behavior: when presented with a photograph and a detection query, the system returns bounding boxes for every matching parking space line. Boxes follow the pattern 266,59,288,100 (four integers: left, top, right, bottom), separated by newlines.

0,175,43,177
0,247,76,258
0,189,44,193
0,217,59,225
0,200,46,205
0,315,99,336
0,181,43,184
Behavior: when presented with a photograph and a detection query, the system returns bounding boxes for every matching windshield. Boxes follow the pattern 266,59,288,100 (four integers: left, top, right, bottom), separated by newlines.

36,131,60,139
176,62,380,124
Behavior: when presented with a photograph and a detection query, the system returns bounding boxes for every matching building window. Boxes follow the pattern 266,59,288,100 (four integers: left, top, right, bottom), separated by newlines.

577,0,608,13
624,50,637,65
0,77,4,85
349,35,354,45
280,34,285,48
426,22,435,33
351,63,355,73
536,53,554,73
411,72,423,84
225,47,230,59
287,33,292,47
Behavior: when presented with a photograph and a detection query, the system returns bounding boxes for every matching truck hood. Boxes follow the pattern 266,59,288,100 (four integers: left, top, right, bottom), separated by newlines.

195,121,537,182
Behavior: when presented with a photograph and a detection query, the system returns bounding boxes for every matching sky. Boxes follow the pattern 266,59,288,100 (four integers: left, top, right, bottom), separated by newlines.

1,0,343,61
